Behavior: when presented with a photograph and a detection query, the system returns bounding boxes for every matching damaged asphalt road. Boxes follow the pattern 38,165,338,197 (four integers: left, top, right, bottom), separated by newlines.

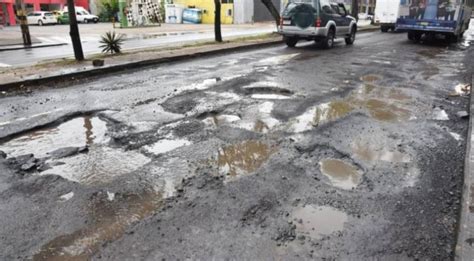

1,29,474,260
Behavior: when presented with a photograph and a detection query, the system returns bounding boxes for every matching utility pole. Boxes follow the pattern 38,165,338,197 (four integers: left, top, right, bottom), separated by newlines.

15,0,31,45
67,0,84,61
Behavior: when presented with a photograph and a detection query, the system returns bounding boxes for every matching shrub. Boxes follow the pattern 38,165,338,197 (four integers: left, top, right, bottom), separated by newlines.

99,31,124,54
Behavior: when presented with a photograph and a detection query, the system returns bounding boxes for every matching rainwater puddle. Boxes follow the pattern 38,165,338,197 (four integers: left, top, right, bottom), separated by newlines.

251,94,292,100
365,99,411,122
292,205,348,239
0,116,107,158
217,140,276,179
202,114,241,126
33,191,162,261
257,53,300,66
320,159,361,190
42,146,151,184
290,101,354,133
143,138,192,155
352,141,411,163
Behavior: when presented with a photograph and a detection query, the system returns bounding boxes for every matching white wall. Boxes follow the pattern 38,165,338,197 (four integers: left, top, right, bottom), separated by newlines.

234,0,253,24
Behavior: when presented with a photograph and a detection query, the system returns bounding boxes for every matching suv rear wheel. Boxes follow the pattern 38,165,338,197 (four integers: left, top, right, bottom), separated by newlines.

285,37,298,48
345,26,356,45
322,28,335,49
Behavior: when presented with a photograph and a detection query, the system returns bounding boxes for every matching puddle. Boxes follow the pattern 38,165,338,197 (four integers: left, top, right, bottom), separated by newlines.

432,107,449,121
320,159,361,190
143,138,192,155
360,75,381,83
251,94,292,100
33,191,161,261
292,205,348,239
42,146,151,184
352,141,411,163
217,140,276,178
202,114,241,126
451,83,471,96
257,53,300,66
290,101,354,133
0,116,108,158
365,99,411,122
314,101,354,126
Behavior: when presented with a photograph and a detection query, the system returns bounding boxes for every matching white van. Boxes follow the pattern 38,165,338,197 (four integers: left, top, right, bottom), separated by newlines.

63,6,99,23
374,0,400,32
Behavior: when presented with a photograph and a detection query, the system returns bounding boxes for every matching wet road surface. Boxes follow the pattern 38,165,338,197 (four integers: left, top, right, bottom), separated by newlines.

1,26,474,260
0,25,274,67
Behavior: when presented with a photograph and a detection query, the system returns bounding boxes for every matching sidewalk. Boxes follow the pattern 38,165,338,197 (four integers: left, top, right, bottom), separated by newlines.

456,75,474,260
0,33,282,90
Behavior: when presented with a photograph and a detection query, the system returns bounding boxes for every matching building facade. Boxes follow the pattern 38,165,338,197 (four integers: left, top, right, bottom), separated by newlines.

0,0,89,26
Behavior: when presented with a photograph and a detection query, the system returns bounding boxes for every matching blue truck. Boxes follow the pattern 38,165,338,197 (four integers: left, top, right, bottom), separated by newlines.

396,0,473,41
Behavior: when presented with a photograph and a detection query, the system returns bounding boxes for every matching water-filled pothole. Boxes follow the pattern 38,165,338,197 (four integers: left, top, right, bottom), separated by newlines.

0,116,108,158
320,159,361,190
352,141,411,163
42,146,151,184
217,140,277,179
143,138,192,155
292,205,348,239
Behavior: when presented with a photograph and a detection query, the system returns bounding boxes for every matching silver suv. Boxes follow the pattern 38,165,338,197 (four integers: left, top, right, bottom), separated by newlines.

278,0,357,48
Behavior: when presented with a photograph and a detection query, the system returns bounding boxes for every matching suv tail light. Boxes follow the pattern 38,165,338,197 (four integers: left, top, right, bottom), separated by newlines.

315,17,321,27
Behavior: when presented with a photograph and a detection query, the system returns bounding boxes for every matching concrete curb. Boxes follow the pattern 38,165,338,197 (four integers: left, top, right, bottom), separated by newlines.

0,39,282,92
0,43,67,52
456,74,474,260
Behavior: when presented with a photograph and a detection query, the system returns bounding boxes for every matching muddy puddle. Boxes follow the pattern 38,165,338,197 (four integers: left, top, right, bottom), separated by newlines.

217,140,277,179
292,205,348,239
0,116,108,158
360,74,381,83
33,190,162,261
288,84,417,132
320,159,361,190
352,141,411,163
143,138,192,155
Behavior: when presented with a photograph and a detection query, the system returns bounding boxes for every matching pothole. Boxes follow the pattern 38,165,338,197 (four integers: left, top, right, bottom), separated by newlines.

33,190,162,261
365,99,411,122
320,159,361,190
352,140,411,163
217,140,277,180
289,100,354,133
41,146,151,184
292,205,348,239
0,116,108,158
360,74,381,83
241,84,294,100
142,138,192,155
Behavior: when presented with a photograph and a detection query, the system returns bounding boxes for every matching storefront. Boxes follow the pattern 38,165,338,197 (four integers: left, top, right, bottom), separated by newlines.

0,0,16,26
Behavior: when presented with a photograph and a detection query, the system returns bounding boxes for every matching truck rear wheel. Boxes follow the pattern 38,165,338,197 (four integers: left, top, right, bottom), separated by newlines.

408,31,421,42
285,37,298,48
381,26,388,33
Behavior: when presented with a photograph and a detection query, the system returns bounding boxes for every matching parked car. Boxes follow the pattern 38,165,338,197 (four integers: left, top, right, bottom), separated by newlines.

26,11,57,26
56,11,70,24
63,7,99,23
279,0,357,48
358,12,374,22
